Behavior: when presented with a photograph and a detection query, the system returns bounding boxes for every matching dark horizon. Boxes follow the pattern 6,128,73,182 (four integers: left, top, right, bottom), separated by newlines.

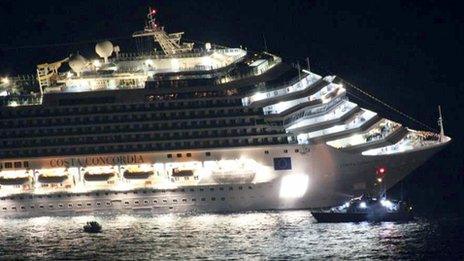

1,0,463,213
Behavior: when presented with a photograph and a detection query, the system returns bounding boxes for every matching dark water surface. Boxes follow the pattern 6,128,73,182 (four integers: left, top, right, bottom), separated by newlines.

0,211,463,260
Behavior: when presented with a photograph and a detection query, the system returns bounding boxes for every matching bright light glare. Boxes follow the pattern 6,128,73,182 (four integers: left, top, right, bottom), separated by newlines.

380,199,394,209
359,202,367,208
279,174,309,199
1,77,9,84
93,60,101,68
341,202,350,208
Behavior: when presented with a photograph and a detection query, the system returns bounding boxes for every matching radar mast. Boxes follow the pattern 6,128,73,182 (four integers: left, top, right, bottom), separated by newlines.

132,7,194,55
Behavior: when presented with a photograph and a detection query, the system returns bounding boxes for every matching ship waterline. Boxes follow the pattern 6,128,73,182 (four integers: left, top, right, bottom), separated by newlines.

0,7,450,217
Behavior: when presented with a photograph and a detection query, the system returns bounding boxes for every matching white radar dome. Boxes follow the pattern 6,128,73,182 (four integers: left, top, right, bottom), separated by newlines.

68,53,87,76
95,41,114,62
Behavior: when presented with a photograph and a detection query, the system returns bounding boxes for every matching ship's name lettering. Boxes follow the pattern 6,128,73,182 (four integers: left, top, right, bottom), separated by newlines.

49,155,144,168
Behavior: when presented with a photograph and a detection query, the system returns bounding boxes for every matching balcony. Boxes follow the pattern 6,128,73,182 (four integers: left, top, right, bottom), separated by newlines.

263,83,344,115
326,119,402,149
296,109,378,144
286,100,358,132
362,130,444,156
241,71,322,106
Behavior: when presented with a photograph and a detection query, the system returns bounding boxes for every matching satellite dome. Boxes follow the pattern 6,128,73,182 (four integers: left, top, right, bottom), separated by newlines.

95,41,114,62
68,53,87,75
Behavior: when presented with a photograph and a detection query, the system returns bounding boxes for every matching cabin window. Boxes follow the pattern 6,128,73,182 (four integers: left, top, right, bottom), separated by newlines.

167,154,172,158
221,197,225,201
124,202,129,205
192,198,196,202
176,153,182,158
264,150,269,154
201,198,206,201
205,152,211,157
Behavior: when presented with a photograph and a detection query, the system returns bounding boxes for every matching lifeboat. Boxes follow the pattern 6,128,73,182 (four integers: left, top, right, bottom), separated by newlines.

172,168,194,177
123,170,154,179
212,169,255,184
84,172,115,181
122,164,154,180
0,176,30,186
38,174,68,183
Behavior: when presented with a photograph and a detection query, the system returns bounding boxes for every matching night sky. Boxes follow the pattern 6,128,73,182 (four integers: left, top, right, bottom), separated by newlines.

0,0,462,213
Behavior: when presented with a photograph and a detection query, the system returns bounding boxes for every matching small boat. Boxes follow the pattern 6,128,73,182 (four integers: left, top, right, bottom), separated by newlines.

83,221,102,233
311,196,413,223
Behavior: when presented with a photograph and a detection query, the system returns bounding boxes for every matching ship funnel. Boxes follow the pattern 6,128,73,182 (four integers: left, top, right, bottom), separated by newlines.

95,41,114,63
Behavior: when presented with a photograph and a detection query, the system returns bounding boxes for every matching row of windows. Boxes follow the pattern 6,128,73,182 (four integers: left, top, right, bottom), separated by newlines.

0,161,29,170
2,194,256,212
1,127,281,149
1,117,259,139
1,97,243,120
0,135,288,158
1,185,256,201
1,106,259,129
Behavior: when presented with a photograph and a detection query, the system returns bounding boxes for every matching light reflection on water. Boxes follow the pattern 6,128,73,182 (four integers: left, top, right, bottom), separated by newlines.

0,211,462,260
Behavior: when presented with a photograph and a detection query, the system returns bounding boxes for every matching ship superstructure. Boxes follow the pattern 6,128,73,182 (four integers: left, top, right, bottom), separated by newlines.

0,8,450,218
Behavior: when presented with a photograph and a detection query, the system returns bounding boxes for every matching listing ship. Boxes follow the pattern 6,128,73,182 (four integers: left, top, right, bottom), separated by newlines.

0,8,450,218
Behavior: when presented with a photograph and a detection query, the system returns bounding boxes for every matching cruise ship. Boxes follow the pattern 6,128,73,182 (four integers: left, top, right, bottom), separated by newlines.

0,8,450,218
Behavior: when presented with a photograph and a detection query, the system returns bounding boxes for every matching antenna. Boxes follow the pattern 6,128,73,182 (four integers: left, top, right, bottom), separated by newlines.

262,33,268,52
306,57,310,71
438,105,445,142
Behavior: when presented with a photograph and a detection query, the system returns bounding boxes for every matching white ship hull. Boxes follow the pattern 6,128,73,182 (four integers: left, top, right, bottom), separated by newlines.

0,141,448,218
